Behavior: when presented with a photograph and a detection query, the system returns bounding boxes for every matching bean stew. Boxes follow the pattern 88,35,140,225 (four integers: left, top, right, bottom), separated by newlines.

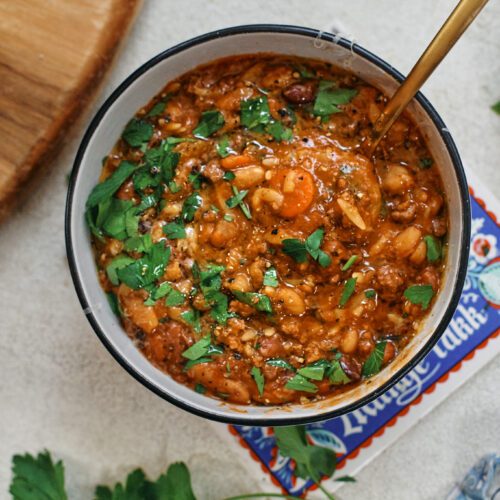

85,55,447,405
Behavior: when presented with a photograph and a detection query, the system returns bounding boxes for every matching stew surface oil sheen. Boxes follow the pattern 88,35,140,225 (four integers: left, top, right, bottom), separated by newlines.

86,55,448,405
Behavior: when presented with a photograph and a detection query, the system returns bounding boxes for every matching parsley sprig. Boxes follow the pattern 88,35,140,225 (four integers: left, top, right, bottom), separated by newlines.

282,228,331,267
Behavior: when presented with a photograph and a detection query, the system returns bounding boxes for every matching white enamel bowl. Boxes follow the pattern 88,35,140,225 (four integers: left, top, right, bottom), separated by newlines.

65,25,470,425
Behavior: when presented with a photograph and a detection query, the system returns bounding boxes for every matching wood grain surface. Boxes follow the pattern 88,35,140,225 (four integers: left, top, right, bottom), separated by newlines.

0,0,142,221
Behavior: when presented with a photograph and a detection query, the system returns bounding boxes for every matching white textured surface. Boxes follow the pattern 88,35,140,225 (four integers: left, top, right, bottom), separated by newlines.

0,1,499,499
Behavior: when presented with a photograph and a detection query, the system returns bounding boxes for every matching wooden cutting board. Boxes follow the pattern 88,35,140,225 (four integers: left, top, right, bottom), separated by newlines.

0,0,143,221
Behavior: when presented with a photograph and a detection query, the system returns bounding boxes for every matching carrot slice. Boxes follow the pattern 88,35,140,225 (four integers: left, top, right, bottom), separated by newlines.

269,168,315,218
220,154,253,170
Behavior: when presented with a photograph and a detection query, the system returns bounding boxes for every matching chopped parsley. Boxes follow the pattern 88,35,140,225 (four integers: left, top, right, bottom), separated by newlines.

282,228,331,267
232,291,273,313
364,289,376,299
403,284,434,310
240,96,272,129
362,341,387,377
263,267,279,287
163,220,186,239
251,366,265,396
419,157,434,169
226,185,251,219
193,110,225,138
145,100,166,117
216,136,231,157
222,171,236,181
181,192,202,222
424,235,442,262
121,118,154,147
266,358,295,370
339,277,357,307
341,255,358,271
180,309,202,333
285,374,318,393
313,81,357,117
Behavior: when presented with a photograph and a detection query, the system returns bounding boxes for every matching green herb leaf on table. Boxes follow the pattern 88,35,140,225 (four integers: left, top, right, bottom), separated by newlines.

263,267,279,287
362,341,387,378
10,450,68,500
193,110,225,138
232,290,273,313
339,277,357,307
403,284,434,310
424,235,442,262
313,81,357,117
285,374,318,393
274,425,336,484
86,161,138,208
341,255,358,271
492,101,500,115
251,366,265,396
163,221,186,239
122,118,154,148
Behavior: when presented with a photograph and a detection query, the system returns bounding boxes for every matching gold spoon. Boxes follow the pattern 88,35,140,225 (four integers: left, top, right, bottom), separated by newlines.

369,0,489,153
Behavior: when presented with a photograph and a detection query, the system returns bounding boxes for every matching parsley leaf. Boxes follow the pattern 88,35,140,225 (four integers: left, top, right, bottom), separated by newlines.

424,235,442,262
163,220,186,239
266,358,296,371
263,267,279,287
492,101,500,115
180,309,202,333
193,110,225,138
339,277,357,307
146,100,166,118
341,255,358,271
182,336,211,360
329,360,351,385
124,234,153,253
364,289,376,299
419,157,433,169
222,171,235,181
216,136,231,157
274,426,336,484
285,374,318,393
282,238,308,263
10,450,68,500
251,366,265,395
182,192,202,222
226,185,251,219
404,284,434,310
313,81,357,117
106,255,135,285
86,161,138,208
241,96,272,129
95,462,196,500
232,290,273,313
266,120,293,142
122,118,154,148
362,341,387,378
297,364,325,381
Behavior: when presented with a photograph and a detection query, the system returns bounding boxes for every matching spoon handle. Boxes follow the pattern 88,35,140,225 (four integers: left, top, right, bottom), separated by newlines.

370,0,488,152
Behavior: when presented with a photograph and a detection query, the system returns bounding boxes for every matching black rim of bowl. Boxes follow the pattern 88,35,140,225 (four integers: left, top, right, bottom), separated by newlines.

65,24,471,426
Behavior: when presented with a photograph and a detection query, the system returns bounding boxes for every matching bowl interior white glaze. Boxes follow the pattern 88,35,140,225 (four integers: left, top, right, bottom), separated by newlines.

67,26,469,424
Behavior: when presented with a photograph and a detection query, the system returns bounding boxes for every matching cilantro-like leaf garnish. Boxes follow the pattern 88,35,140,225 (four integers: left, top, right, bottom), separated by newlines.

424,235,442,262
341,255,358,271
492,101,500,115
266,358,296,371
362,341,387,378
106,255,135,286
329,360,351,385
232,290,273,313
274,426,336,484
263,267,279,287
403,284,434,310
282,239,308,263
193,110,225,138
251,366,265,396
364,289,376,299
182,192,202,222
146,100,166,118
10,450,68,500
226,185,251,219
339,277,357,307
313,81,357,117
163,220,186,239
285,374,318,393
86,161,138,209
216,136,231,157
266,120,293,142
419,157,433,169
241,96,272,129
122,118,154,148
283,229,331,267
180,309,202,333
